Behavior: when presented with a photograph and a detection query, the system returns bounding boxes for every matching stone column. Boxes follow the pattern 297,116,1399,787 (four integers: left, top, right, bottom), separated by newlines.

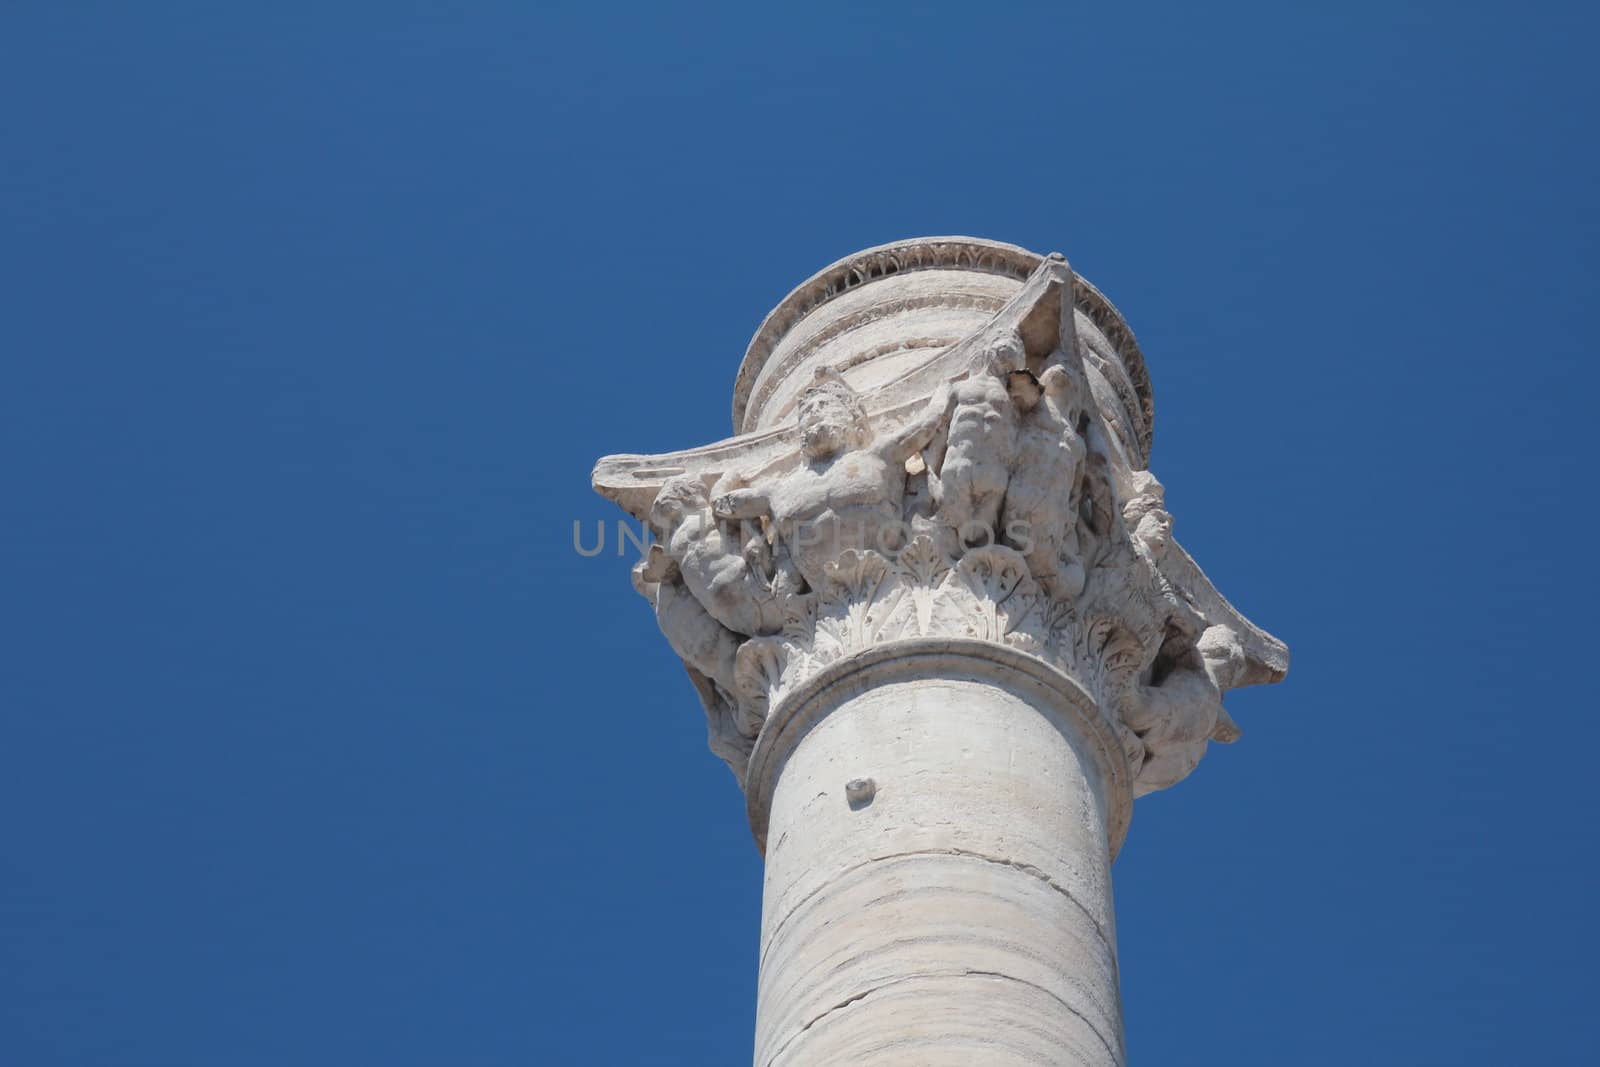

592,238,1288,1066
749,642,1129,1065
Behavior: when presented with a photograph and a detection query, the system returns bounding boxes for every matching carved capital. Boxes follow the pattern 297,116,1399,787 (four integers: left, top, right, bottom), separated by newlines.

597,238,1287,800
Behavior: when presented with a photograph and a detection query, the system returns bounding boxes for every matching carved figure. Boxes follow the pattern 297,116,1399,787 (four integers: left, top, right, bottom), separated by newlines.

714,368,953,592
1124,625,1245,795
1001,363,1088,599
648,474,783,636
631,555,749,736
931,334,1024,549
1121,475,1206,637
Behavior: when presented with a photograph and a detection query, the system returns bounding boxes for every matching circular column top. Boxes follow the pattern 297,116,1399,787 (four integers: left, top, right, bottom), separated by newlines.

731,236,1155,461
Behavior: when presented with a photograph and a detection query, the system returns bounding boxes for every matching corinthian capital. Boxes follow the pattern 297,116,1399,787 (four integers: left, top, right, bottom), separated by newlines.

595,237,1287,802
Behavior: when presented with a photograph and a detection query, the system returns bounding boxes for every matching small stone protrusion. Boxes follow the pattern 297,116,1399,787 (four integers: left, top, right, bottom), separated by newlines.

845,777,876,809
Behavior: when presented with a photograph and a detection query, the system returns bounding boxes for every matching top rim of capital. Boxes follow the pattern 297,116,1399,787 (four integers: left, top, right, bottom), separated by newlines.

730,235,1156,457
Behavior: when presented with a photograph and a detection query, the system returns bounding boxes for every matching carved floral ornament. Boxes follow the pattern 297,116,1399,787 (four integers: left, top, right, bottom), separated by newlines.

593,242,1287,802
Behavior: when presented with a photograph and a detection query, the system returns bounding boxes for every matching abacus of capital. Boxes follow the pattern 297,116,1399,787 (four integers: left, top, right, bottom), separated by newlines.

592,237,1288,1065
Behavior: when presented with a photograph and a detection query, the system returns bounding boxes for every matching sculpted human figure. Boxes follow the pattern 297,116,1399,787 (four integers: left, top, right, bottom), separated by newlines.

631,554,758,777
1121,475,1206,636
1001,362,1088,599
630,554,750,735
647,474,783,636
930,333,1024,550
713,368,953,592
1123,624,1245,795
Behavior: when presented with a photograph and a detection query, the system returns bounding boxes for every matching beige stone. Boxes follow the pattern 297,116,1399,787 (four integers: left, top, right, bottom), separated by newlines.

593,237,1288,1063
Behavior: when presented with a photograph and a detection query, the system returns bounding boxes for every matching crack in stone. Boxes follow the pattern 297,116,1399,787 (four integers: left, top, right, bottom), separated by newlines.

760,846,1118,979
762,976,908,1066
762,968,1124,1067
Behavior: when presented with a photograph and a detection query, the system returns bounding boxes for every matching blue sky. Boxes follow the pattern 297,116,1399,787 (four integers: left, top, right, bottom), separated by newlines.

2,3,1596,1064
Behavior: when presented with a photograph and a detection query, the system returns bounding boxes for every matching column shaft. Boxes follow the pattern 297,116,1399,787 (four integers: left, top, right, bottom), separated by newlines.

750,648,1127,1066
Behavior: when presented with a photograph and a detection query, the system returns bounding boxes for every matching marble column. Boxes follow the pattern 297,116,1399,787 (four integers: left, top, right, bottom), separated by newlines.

592,238,1288,1066
749,642,1128,1065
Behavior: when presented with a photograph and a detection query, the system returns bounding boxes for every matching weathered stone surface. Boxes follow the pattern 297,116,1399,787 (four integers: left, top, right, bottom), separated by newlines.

752,647,1124,1066
596,239,1286,796
592,237,1289,1065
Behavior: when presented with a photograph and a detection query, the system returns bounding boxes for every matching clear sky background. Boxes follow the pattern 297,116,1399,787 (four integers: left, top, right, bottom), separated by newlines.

3,3,1596,1064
